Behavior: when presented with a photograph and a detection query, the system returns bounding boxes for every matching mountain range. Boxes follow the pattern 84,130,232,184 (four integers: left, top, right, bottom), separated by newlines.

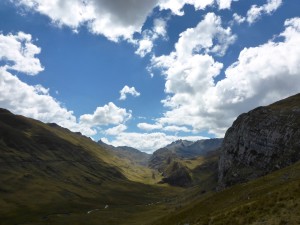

97,139,150,166
1,93,300,224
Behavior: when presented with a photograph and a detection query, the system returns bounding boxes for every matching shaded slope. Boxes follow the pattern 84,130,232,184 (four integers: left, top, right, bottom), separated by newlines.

159,161,192,187
0,108,125,180
186,150,220,191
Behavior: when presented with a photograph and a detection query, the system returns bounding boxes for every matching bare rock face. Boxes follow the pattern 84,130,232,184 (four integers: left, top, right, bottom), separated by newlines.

218,94,300,188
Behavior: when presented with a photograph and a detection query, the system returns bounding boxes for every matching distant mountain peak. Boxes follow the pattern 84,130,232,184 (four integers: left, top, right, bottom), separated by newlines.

96,140,150,166
161,138,223,158
97,139,105,145
166,139,194,148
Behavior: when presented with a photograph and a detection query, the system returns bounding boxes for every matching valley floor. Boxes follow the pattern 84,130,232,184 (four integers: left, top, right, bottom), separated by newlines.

1,161,299,225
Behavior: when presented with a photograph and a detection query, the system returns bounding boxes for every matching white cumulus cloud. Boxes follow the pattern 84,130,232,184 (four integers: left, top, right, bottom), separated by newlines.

246,0,283,24
80,102,132,126
206,17,300,115
119,85,141,100
135,39,154,57
152,17,300,137
158,0,214,16
232,13,246,24
163,125,191,132
231,0,282,25
150,13,236,136
137,122,163,131
14,0,159,41
105,124,127,136
152,12,235,96
217,0,235,10
0,32,44,75
135,18,167,57
13,0,236,42
174,13,236,58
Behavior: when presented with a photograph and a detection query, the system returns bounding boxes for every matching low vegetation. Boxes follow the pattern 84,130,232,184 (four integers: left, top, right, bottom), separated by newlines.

150,161,300,225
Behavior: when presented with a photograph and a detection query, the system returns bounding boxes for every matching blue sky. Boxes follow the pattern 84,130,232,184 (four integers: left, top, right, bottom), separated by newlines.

1,0,300,152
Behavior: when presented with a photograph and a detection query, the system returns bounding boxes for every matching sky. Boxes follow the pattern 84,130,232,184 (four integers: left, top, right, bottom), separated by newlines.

0,0,300,153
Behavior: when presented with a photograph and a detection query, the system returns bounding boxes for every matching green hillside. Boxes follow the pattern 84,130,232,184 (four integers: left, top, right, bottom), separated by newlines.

150,160,300,225
0,109,175,225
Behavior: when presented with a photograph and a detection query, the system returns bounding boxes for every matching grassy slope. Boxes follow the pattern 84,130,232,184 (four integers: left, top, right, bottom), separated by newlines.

0,109,174,225
149,157,300,225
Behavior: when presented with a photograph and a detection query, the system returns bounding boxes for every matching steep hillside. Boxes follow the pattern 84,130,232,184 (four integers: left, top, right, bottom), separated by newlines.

0,109,173,225
185,150,220,191
218,93,300,188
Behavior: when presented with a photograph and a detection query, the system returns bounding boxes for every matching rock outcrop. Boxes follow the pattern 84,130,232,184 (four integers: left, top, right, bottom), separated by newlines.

159,161,192,187
218,93,300,188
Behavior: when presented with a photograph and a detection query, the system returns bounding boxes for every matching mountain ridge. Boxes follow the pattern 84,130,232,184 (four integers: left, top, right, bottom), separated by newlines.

97,139,150,166
148,138,223,187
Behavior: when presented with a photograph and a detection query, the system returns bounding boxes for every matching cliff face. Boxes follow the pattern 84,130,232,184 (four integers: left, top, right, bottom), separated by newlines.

218,93,300,188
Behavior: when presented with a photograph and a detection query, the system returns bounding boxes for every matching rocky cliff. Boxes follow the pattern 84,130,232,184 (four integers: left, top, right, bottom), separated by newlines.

218,93,300,188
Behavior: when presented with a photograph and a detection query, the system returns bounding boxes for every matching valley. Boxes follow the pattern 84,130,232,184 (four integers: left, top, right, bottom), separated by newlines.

1,94,300,225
